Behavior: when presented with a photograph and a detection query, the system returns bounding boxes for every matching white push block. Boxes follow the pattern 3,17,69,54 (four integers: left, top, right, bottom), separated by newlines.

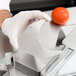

18,20,63,60
15,20,65,76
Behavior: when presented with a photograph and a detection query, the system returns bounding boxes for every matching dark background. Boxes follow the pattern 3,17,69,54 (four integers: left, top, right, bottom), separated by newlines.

10,0,76,15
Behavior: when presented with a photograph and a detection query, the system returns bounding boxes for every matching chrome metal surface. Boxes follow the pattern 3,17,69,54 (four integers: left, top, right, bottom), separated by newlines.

41,48,75,76
60,72,76,76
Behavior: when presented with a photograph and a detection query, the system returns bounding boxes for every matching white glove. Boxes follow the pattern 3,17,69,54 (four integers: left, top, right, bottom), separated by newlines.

1,10,51,50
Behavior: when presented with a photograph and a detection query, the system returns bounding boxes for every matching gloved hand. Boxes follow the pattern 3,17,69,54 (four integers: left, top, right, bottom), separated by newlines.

1,10,51,50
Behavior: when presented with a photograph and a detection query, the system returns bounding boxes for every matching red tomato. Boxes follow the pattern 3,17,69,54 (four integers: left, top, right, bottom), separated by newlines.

51,7,69,25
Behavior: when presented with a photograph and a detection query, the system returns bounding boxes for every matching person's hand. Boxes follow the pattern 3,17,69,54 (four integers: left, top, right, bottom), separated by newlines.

1,10,51,50
0,10,12,27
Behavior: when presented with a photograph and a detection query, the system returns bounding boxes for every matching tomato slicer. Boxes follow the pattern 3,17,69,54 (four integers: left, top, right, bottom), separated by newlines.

0,20,76,76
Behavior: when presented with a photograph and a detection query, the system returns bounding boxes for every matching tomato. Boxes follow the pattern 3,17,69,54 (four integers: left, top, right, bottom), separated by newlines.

51,7,69,25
